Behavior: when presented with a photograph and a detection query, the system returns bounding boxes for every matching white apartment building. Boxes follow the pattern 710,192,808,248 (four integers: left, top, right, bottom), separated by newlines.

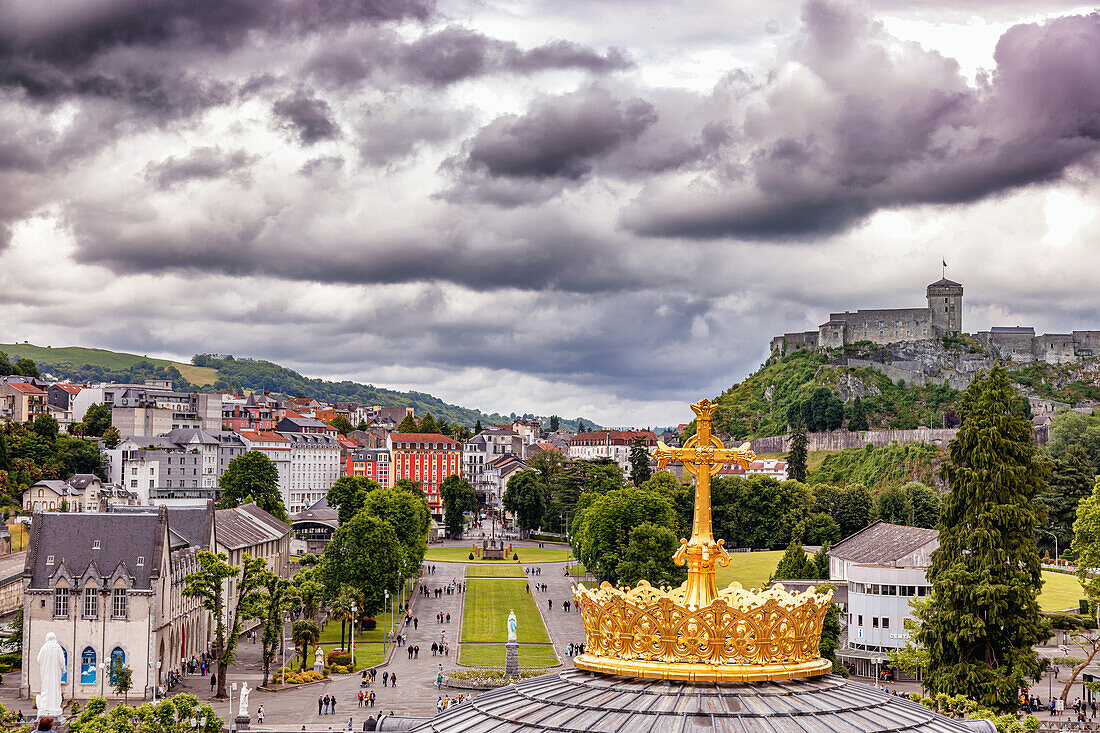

280,432,340,514
464,428,523,504
568,430,658,473
237,431,292,509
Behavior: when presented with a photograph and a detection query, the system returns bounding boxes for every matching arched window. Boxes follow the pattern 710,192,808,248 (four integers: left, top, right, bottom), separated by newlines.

109,648,125,683
60,648,68,684
80,647,96,684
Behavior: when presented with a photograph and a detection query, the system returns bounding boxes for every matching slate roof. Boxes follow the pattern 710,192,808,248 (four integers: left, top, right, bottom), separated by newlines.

31,480,79,496
25,511,164,590
215,503,291,551
829,521,938,565
991,326,1035,335
412,670,980,732
290,496,339,528
67,474,100,490
389,433,461,446
6,382,44,394
109,502,213,549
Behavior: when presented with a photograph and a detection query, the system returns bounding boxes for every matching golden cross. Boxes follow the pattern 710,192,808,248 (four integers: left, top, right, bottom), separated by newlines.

653,398,755,608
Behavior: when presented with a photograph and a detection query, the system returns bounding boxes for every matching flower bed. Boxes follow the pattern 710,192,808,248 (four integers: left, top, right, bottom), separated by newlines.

444,668,554,689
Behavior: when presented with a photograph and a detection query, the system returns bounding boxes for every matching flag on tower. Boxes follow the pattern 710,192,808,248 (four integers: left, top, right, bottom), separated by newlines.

942,259,947,268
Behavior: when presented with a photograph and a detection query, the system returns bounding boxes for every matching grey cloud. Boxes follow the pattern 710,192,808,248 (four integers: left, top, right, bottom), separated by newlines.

144,147,257,189
465,86,657,179
306,26,632,88
358,105,469,165
273,93,341,145
622,1,1100,239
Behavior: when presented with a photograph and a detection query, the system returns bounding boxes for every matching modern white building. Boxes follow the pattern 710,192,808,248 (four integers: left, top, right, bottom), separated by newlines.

829,521,938,679
237,431,293,508
464,428,523,505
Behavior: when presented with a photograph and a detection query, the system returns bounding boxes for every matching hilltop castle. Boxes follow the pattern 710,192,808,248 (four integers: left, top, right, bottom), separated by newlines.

771,277,1100,365
771,278,963,353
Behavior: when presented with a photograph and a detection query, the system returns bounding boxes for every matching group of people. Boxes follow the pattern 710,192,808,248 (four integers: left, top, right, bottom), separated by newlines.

565,642,586,657
548,599,577,612
317,694,339,715
1044,695,1097,720
356,689,377,707
435,694,472,713
525,567,542,576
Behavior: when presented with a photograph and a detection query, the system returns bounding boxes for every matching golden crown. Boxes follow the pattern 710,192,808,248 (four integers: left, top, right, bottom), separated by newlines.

571,398,835,682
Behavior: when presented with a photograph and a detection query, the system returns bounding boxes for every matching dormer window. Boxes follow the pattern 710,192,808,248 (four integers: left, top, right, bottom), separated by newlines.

92,540,101,550
136,556,145,567
46,555,55,565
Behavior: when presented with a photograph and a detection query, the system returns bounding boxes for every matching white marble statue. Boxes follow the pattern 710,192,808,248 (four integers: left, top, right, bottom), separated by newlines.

238,682,251,718
36,632,66,716
507,609,518,643
314,645,325,673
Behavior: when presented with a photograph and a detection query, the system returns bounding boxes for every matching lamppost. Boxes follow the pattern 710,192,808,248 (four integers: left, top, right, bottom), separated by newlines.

385,590,391,643
350,603,357,672
281,610,289,685
229,682,237,733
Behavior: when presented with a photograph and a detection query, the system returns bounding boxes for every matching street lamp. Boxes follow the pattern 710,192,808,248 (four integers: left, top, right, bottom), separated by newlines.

350,603,357,672
385,590,391,643
229,682,237,733
1040,528,1059,564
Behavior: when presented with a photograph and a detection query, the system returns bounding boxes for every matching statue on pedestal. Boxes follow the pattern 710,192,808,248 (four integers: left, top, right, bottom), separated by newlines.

507,610,517,643
36,633,65,717
314,645,325,673
238,683,251,717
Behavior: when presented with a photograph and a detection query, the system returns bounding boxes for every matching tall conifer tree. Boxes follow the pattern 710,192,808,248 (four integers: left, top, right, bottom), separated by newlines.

914,367,1046,711
787,423,808,483
396,413,417,432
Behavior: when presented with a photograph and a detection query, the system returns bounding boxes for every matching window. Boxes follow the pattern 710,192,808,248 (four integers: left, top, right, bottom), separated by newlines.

136,556,145,567
54,588,70,618
112,588,128,619
882,617,890,629
46,555,54,565
872,617,879,628
102,647,125,687
92,540,100,550
81,647,96,684
857,615,863,626
83,589,99,618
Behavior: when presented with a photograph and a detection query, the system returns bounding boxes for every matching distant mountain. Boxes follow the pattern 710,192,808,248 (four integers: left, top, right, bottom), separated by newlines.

0,342,598,431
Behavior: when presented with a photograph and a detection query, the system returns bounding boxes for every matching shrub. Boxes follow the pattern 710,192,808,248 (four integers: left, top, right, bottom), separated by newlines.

327,651,352,667
512,552,518,560
1081,599,1091,615
304,670,323,682
469,552,475,560
362,616,377,631
0,652,21,668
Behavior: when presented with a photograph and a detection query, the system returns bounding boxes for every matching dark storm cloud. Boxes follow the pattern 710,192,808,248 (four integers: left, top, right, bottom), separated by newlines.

465,86,657,179
273,93,341,145
144,147,257,189
305,26,632,88
621,1,1100,239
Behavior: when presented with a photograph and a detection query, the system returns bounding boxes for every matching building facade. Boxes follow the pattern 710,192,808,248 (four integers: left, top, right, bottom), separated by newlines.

344,448,391,486
386,433,462,517
1,380,47,423
280,432,341,514
828,521,938,678
568,430,657,473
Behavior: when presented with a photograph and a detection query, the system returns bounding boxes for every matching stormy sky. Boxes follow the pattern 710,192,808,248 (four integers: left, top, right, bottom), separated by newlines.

1,0,1099,427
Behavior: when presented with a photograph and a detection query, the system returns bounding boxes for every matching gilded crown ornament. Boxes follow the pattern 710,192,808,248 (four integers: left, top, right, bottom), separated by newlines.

572,398,834,682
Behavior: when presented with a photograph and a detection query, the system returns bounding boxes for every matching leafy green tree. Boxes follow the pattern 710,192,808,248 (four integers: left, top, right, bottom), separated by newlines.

834,484,873,538
474,419,483,434
1067,477,1100,702
356,419,368,431
101,426,121,449
68,694,221,733
393,477,422,495
801,512,841,546
417,413,440,434
52,434,106,478
1040,442,1094,553
81,403,113,437
503,470,547,533
257,574,297,686
571,487,677,583
1049,410,1100,472
396,414,417,432
848,396,869,431
326,476,382,524
628,437,652,485
873,484,913,524
548,415,560,432
360,485,430,568
329,589,356,651
0,431,8,472
787,423,807,482
907,482,943,529
319,513,402,615
577,420,587,433
914,367,1047,711
615,522,686,587
292,619,320,671
771,541,814,580
292,565,324,622
440,474,477,537
109,657,133,703
183,552,272,697
218,451,287,522
329,416,354,435
14,358,38,378
31,414,59,442
0,352,10,377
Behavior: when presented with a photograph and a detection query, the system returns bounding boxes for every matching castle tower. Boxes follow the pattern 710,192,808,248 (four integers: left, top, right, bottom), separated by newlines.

927,277,963,335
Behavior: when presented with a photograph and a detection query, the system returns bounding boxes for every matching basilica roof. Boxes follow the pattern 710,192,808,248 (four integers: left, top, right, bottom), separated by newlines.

413,670,987,732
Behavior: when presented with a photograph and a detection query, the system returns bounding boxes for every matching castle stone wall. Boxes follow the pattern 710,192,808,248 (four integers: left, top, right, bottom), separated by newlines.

747,424,1047,456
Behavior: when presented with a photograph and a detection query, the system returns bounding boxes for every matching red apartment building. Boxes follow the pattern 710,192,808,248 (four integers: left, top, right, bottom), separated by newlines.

386,432,462,517
344,448,392,487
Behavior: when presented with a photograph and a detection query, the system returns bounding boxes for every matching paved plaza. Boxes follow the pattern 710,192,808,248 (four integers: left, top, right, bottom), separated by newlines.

1,539,1095,728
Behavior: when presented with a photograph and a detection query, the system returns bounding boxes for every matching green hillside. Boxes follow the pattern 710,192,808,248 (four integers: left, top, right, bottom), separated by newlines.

1,343,597,431
0,342,217,385
711,350,961,438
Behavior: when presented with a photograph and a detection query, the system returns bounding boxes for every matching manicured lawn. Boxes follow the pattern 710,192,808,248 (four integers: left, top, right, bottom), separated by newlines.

714,550,787,591
314,642,386,670
568,564,589,578
424,547,574,563
1041,571,1085,612
462,579,550,644
466,565,525,578
459,644,559,668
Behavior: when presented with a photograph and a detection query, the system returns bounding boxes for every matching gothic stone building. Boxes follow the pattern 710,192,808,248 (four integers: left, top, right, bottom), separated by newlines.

21,506,211,701
771,279,963,354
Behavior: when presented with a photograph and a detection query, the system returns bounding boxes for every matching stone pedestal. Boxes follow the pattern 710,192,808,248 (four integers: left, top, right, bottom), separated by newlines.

235,715,251,731
505,641,519,678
